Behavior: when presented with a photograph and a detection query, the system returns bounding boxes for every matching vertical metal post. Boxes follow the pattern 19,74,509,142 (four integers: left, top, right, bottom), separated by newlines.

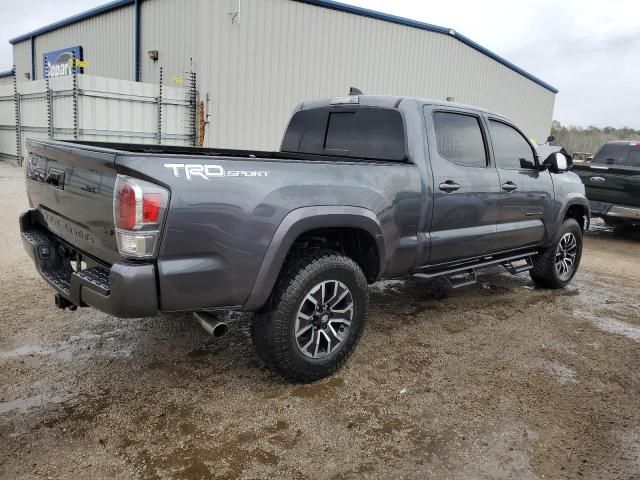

45,63,53,139
156,67,163,144
72,52,79,140
134,0,141,82
188,70,197,146
12,65,22,165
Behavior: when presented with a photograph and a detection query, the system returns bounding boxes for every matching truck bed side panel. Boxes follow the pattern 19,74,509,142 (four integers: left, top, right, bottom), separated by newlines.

116,155,423,311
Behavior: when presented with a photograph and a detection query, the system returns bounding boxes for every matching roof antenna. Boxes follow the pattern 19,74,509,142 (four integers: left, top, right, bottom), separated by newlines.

349,86,363,95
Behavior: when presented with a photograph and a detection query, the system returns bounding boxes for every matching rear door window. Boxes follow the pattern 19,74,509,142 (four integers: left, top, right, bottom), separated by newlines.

489,120,536,170
432,112,487,167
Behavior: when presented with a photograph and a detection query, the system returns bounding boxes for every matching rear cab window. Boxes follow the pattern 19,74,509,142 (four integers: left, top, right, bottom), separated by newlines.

592,143,634,166
281,107,407,161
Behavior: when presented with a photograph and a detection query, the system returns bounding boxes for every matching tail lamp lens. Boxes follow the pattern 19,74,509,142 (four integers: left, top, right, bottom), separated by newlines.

143,193,162,223
116,181,137,230
114,175,169,258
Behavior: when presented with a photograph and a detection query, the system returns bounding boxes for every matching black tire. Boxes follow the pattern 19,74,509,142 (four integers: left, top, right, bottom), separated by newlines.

251,249,369,383
530,218,583,289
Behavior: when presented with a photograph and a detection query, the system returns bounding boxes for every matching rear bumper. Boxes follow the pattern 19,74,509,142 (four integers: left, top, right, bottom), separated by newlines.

590,201,640,221
20,210,158,318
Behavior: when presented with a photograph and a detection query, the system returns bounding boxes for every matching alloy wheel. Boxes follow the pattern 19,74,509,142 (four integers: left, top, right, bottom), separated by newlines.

294,280,354,359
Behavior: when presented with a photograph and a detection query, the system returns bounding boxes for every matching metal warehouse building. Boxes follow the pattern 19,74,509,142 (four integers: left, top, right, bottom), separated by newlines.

5,0,558,150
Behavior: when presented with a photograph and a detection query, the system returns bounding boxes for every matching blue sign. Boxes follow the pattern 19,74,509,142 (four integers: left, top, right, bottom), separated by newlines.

43,46,83,78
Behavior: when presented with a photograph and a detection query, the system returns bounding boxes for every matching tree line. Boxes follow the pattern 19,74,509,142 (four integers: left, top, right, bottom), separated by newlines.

550,121,640,155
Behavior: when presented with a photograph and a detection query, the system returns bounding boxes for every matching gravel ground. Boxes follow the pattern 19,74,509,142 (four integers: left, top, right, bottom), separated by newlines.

0,160,639,479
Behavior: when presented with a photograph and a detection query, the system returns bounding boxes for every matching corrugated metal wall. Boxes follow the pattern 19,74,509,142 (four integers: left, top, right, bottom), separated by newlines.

13,5,135,83
12,41,32,82
140,0,555,148
11,0,556,149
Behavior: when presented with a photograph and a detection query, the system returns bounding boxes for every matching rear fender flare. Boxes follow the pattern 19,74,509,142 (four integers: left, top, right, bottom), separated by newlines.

243,206,386,311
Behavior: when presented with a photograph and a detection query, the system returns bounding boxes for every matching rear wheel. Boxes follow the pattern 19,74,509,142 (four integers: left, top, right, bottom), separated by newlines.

251,250,368,383
530,218,583,289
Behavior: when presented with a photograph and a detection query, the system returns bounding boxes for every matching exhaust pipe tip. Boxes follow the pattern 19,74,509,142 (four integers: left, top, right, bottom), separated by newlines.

194,312,229,338
212,322,229,338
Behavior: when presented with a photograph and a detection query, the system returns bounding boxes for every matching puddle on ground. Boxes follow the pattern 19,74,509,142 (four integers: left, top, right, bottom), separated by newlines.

0,345,54,358
0,328,134,363
586,218,640,240
0,392,74,415
537,359,577,385
587,316,640,342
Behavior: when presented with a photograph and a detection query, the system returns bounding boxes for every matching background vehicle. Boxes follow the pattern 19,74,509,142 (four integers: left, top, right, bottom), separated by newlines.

20,96,588,382
572,152,592,164
574,141,640,226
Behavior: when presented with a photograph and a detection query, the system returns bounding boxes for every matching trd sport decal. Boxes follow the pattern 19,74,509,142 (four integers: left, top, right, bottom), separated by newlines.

165,164,270,180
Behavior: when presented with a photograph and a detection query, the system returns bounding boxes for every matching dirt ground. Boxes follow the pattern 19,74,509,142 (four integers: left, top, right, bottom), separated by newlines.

0,160,639,480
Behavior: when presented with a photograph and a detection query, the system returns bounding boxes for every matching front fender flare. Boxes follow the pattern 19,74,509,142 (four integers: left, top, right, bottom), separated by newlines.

555,194,590,236
242,206,386,311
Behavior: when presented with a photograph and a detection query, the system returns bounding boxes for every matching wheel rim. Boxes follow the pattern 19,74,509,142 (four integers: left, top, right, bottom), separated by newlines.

295,280,354,359
555,232,578,280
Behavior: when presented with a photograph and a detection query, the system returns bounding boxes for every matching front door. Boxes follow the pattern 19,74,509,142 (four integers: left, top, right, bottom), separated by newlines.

425,107,502,265
487,118,554,251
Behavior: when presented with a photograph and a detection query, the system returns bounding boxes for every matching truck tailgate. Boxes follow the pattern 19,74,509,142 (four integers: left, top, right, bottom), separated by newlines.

25,140,121,265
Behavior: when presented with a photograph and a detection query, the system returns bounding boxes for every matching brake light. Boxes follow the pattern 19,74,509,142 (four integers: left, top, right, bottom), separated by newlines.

113,175,169,258
116,181,137,230
143,193,162,223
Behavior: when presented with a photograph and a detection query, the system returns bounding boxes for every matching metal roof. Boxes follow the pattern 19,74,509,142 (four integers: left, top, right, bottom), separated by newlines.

9,0,134,44
7,0,558,94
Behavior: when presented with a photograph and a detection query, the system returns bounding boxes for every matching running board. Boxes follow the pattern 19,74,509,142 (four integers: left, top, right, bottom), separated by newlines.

413,251,537,285
448,270,477,289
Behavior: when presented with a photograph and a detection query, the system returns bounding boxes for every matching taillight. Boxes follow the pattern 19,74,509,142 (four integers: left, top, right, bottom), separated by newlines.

113,175,169,258
143,193,162,223
116,180,137,230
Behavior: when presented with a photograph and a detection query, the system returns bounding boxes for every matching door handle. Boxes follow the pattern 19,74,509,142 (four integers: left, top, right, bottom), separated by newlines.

502,182,518,192
439,181,461,192
590,176,606,183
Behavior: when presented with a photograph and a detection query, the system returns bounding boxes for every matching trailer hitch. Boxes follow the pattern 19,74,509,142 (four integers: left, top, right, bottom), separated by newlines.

55,293,77,311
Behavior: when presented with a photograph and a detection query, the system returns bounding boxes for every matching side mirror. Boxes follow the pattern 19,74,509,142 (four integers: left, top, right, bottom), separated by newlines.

543,152,571,172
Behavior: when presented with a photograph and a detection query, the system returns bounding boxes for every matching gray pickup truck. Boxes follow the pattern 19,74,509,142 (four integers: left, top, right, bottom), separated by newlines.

20,95,588,382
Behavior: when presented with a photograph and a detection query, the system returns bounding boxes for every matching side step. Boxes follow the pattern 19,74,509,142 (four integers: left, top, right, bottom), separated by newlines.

448,270,477,289
413,252,536,289
502,256,534,275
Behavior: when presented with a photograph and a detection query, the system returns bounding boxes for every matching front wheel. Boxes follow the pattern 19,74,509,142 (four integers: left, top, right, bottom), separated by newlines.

530,218,583,289
251,250,369,383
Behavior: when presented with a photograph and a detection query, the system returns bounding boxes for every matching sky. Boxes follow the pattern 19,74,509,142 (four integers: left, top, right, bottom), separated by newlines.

1,0,638,128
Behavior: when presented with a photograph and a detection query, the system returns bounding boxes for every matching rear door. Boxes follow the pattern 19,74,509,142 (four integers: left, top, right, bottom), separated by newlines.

25,140,121,264
424,106,501,265
487,118,553,251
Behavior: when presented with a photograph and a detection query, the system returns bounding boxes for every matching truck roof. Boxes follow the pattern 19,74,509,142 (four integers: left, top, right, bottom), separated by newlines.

300,95,506,119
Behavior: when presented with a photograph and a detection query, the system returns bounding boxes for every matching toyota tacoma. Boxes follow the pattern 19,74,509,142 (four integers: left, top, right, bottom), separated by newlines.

20,95,589,382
